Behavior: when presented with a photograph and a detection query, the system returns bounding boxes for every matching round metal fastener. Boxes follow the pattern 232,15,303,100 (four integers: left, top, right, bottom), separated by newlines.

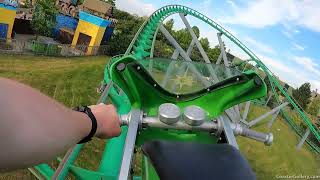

183,105,206,126
158,103,181,125
264,133,273,146
116,63,126,71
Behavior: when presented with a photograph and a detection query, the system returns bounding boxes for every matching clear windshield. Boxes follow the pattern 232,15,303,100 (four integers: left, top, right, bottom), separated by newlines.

139,58,242,94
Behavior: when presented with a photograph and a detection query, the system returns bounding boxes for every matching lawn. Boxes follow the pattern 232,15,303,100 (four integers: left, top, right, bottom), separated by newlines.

0,54,319,179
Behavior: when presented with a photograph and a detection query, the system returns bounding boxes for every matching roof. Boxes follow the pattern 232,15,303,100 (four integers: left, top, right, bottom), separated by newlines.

82,0,112,14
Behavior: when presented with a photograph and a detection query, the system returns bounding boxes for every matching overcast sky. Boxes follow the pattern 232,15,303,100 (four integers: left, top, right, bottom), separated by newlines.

116,0,320,91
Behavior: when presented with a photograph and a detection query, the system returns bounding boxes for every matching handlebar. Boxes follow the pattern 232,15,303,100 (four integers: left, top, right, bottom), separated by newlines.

119,114,273,146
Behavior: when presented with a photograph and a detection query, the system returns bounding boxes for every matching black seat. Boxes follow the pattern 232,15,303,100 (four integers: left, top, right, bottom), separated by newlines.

142,141,255,180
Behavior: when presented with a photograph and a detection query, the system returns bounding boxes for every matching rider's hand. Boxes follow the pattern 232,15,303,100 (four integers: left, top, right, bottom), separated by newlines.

89,104,121,139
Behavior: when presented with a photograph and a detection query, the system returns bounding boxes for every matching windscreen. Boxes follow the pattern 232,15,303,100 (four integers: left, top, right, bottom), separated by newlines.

138,58,242,94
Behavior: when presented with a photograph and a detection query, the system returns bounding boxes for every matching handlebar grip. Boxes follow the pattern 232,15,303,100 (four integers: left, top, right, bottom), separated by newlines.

239,127,273,146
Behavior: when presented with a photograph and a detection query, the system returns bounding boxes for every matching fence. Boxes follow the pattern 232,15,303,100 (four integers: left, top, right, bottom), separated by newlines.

0,38,111,57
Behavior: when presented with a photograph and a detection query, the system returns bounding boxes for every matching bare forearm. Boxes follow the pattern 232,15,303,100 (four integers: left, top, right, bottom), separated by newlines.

0,78,91,170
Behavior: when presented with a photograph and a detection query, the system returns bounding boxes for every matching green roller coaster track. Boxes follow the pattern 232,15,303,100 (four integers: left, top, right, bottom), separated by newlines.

122,5,320,151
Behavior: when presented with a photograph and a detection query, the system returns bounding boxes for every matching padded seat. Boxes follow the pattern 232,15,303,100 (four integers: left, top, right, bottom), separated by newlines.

142,141,255,180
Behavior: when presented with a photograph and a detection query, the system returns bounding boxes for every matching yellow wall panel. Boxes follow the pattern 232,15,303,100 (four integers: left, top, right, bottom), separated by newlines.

71,20,106,55
0,8,16,39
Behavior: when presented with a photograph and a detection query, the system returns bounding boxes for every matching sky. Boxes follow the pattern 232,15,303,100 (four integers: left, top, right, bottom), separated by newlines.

115,0,320,91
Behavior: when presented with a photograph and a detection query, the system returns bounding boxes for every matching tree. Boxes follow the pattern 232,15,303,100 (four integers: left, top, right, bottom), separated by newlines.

107,0,115,6
307,98,320,116
207,45,221,63
100,0,116,6
106,9,144,55
31,0,58,38
199,37,209,52
292,83,312,110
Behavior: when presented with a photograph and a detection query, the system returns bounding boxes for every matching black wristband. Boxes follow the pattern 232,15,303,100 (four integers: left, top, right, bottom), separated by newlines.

73,106,98,144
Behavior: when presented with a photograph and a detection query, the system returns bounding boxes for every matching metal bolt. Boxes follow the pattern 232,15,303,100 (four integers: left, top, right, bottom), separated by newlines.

116,63,126,71
137,66,141,70
154,84,157,87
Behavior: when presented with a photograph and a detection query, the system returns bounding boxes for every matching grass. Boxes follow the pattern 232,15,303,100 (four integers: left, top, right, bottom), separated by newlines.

0,54,108,179
238,105,320,179
0,54,319,179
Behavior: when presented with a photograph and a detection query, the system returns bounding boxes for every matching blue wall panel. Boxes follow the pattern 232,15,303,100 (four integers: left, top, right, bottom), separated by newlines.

0,23,8,39
53,14,78,38
79,11,110,27
102,26,114,43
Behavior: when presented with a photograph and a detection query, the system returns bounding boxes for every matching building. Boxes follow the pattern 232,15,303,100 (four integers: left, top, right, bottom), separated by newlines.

71,10,110,55
70,0,116,55
0,0,18,40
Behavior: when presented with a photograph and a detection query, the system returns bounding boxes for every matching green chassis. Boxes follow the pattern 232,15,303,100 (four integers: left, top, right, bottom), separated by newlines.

32,55,266,179
106,55,267,179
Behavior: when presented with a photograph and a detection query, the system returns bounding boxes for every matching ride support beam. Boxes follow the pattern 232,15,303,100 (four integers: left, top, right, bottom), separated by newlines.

171,49,180,59
217,32,232,76
159,24,210,86
179,13,219,82
215,53,223,65
225,108,238,123
118,110,142,179
150,25,159,58
162,39,195,87
248,102,289,128
267,109,280,129
296,128,311,150
149,25,160,74
265,93,272,106
225,105,243,123
219,116,239,149
242,101,251,122
234,105,241,119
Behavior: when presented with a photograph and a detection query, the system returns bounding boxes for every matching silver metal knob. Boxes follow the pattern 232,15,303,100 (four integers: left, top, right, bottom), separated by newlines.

183,105,206,126
265,133,273,146
158,103,181,124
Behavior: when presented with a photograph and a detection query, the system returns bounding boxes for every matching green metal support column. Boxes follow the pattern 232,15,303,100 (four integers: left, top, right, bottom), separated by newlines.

98,127,128,178
56,144,84,179
34,164,54,179
98,85,131,178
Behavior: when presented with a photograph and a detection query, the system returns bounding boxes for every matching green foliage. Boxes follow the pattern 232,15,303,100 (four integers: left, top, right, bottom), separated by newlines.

106,9,144,55
31,0,58,38
107,0,116,6
292,83,312,110
99,0,116,6
207,45,221,63
199,37,209,51
307,98,320,117
106,9,222,62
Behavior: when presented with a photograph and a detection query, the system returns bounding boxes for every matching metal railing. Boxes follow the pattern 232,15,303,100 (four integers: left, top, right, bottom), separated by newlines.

0,38,111,57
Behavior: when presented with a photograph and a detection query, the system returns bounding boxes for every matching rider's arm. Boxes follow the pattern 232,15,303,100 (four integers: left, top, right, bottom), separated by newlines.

0,78,121,171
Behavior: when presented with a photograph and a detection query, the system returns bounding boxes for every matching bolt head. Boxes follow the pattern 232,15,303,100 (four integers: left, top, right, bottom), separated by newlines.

116,63,126,71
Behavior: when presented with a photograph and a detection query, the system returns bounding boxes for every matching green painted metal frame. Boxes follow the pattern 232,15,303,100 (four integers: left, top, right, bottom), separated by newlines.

31,4,319,180
108,56,267,118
